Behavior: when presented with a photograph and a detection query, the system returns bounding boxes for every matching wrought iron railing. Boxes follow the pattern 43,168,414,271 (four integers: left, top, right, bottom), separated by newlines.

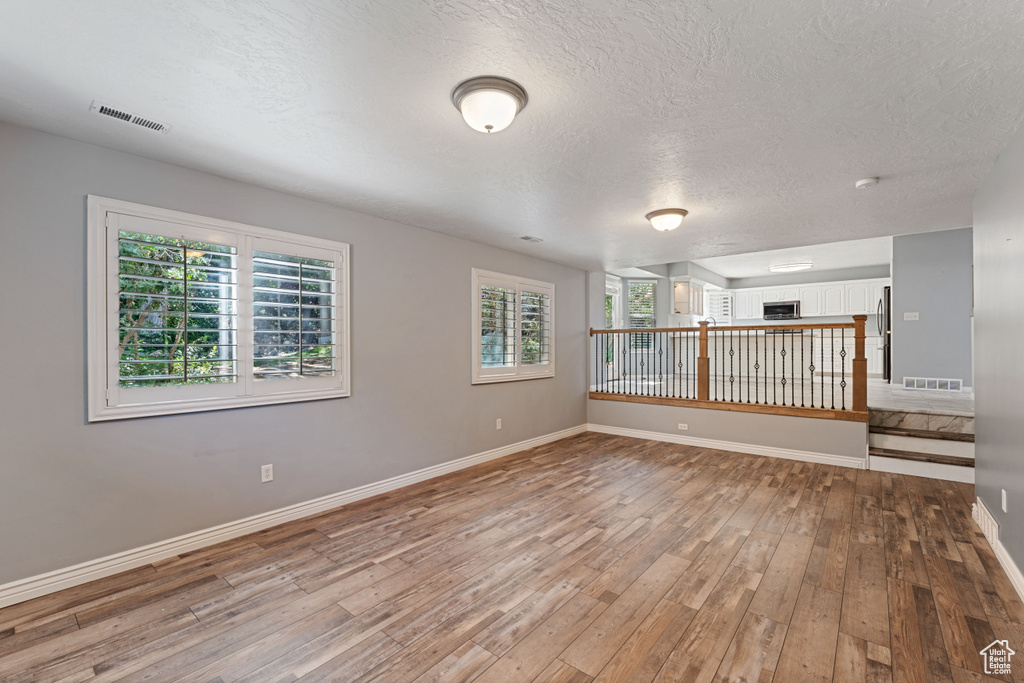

590,315,868,418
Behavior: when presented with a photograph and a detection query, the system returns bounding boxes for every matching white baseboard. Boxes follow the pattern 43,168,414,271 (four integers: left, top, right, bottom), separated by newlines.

869,455,975,484
0,424,588,609
586,423,867,469
973,497,1024,604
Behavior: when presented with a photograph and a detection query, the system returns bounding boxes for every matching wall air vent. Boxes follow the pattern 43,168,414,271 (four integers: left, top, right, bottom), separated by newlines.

902,376,964,392
90,101,171,133
520,236,543,243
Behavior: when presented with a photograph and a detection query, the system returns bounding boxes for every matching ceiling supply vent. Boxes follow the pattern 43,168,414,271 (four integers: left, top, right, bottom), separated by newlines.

90,101,171,133
519,236,543,243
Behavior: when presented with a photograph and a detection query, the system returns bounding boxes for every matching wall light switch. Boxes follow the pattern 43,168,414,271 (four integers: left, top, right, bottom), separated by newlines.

904,312,920,321
1003,489,1008,513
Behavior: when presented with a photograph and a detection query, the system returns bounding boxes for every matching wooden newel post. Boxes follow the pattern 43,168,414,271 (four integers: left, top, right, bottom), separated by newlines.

852,315,867,412
698,320,710,401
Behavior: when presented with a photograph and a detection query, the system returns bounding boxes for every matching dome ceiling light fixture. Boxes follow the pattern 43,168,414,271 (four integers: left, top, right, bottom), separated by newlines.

645,208,689,232
451,76,528,133
768,262,813,273
855,177,880,189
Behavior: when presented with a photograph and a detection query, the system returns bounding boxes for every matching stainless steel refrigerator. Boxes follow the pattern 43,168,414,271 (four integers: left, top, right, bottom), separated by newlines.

876,286,892,381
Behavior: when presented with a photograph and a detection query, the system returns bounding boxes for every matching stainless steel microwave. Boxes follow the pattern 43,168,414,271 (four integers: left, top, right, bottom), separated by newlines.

763,301,801,320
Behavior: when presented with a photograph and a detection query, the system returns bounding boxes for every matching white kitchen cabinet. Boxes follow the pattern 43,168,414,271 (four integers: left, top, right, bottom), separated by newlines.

749,290,763,319
727,278,889,320
735,291,751,320
866,337,883,375
822,285,845,315
735,290,765,320
673,279,704,315
799,286,822,316
845,283,871,315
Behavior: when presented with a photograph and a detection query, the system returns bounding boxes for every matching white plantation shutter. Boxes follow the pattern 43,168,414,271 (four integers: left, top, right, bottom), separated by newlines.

252,249,336,380
628,281,655,350
89,197,350,421
480,284,517,369
117,232,238,388
519,288,551,369
472,269,555,383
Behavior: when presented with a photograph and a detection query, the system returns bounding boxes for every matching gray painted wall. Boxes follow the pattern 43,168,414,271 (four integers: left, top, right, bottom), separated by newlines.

588,400,867,461
973,120,1024,571
0,122,587,585
891,228,973,386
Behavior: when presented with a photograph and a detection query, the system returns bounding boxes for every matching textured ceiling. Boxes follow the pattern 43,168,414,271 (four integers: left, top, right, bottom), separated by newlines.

1,0,1022,270
694,236,892,278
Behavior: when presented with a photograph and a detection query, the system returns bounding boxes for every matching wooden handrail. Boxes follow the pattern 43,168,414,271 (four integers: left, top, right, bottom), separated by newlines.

590,321,857,335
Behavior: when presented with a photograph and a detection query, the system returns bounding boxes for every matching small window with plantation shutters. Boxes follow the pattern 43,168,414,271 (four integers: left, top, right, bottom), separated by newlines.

472,269,554,383
89,196,350,421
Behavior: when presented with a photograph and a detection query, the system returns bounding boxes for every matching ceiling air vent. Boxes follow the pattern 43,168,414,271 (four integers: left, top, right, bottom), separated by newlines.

520,235,543,243
90,101,171,133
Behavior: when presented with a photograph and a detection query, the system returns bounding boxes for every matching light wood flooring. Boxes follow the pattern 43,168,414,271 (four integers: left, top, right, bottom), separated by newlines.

2,433,1023,682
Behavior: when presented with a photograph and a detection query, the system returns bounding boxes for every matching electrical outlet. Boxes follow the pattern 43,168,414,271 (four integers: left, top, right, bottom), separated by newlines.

1003,489,1008,513
678,423,688,430
261,464,273,483
496,418,502,430
904,312,920,321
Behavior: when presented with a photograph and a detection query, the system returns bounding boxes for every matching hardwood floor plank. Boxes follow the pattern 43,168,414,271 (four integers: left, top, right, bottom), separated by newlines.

650,565,761,683
746,532,815,624
773,583,842,683
472,593,607,683
712,612,787,683
834,631,893,683
842,540,890,647
561,553,690,676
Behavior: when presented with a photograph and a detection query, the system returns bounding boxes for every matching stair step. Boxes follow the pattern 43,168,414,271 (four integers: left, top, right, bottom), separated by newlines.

869,447,975,468
868,426,974,443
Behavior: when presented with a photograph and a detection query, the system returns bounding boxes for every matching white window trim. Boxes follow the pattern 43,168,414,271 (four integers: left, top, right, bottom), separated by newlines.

471,268,555,384
87,196,351,421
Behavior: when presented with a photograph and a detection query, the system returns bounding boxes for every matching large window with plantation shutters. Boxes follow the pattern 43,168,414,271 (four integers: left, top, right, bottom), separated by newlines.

88,196,350,421
471,269,555,384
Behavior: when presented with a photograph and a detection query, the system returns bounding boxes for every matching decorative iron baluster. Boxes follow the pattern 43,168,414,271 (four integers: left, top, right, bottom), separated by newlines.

821,330,826,409
831,329,836,410
729,330,735,401
809,332,815,408
790,330,796,406
658,333,664,397
800,330,805,407
840,328,847,410
780,332,788,406
754,332,760,405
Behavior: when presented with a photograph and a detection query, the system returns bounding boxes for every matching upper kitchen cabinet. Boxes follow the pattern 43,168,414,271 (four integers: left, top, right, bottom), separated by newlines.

798,287,822,316
845,282,872,314
822,285,845,315
762,287,799,303
734,290,763,320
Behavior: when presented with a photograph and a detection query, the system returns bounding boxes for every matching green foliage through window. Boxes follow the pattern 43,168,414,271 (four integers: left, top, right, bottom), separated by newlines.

118,232,237,387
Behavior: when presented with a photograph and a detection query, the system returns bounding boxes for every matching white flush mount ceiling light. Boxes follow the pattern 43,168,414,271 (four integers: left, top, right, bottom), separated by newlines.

645,208,689,232
855,177,880,189
451,76,528,133
768,262,813,273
